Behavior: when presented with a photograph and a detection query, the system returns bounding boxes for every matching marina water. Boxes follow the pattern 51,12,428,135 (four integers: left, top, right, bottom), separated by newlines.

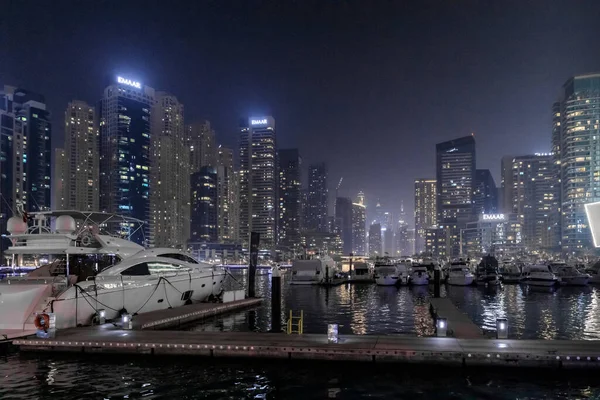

4,270,600,398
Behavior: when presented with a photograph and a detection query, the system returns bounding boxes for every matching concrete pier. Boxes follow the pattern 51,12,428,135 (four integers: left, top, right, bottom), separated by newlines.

13,328,600,369
429,298,482,339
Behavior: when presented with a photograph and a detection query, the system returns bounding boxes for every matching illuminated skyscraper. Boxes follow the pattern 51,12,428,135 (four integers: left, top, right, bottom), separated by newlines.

305,163,328,231
190,166,217,242
188,121,217,172
278,149,302,247
150,92,189,248
335,197,353,254
63,100,98,211
99,76,154,245
473,169,497,215
352,194,366,255
414,178,436,254
239,116,277,247
554,73,600,253
436,135,476,257
217,146,235,242
368,223,382,256
52,148,67,210
507,154,557,251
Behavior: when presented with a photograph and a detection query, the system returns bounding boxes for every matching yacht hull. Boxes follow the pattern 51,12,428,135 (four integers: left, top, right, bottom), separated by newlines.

521,278,558,287
375,276,399,286
558,276,589,286
410,274,429,286
447,276,474,286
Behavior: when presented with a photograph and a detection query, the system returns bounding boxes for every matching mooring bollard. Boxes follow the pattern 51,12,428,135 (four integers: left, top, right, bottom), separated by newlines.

434,268,441,298
271,266,282,332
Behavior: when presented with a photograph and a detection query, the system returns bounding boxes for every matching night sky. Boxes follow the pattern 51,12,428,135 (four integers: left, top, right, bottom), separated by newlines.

2,1,600,223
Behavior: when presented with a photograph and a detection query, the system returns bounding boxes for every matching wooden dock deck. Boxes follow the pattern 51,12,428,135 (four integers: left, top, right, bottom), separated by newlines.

133,298,263,330
13,327,600,368
429,298,482,339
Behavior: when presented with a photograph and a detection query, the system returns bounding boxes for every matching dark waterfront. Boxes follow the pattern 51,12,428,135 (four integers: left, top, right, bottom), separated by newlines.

192,270,600,340
4,270,600,398
3,353,600,399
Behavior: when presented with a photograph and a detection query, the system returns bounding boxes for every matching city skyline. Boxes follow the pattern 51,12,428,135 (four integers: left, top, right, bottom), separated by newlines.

3,1,600,221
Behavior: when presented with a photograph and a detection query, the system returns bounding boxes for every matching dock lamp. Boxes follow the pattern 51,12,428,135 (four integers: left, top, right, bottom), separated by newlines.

97,309,106,325
122,313,132,330
436,318,447,337
496,318,508,339
327,324,339,344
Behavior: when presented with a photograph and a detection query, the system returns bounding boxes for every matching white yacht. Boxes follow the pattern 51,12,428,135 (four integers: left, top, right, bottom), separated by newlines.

584,261,600,284
446,260,475,286
476,256,501,286
349,262,374,283
395,258,412,285
499,260,522,284
374,257,399,286
290,256,337,285
549,262,590,286
0,211,226,335
520,265,560,287
409,263,429,285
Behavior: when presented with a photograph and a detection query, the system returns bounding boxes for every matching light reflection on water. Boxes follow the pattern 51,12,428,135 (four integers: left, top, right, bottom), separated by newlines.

200,270,600,340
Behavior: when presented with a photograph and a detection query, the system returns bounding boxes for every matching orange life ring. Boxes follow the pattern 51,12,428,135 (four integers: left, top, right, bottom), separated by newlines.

34,313,50,331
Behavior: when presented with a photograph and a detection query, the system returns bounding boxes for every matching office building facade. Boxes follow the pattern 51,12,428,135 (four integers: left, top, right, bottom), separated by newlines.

414,178,436,254
150,92,189,248
52,148,67,210
436,136,476,257
474,169,498,216
278,149,302,248
188,121,217,172
305,163,328,232
239,116,277,247
352,201,366,255
368,223,382,256
99,77,154,245
63,100,98,211
217,146,235,242
554,73,600,253
335,197,353,254
190,166,218,242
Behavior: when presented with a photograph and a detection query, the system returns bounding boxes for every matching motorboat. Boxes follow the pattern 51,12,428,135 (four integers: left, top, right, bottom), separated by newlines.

520,264,560,287
584,261,600,284
446,259,475,286
476,255,501,286
374,257,399,286
499,260,522,284
290,255,337,285
409,263,429,285
348,262,374,283
0,211,226,334
549,262,590,286
395,258,412,285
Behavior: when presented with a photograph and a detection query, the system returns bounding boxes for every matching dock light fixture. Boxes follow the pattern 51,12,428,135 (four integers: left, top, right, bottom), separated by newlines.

496,318,508,339
98,309,106,324
327,324,339,344
122,313,132,330
436,318,447,337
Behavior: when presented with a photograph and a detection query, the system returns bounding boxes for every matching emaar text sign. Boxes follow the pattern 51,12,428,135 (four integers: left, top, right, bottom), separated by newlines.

251,118,268,125
482,213,505,221
117,76,142,89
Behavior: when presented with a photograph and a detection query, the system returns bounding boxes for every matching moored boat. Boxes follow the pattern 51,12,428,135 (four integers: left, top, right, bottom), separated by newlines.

409,263,429,285
374,257,399,286
549,262,590,286
476,255,501,286
290,256,337,285
499,260,522,283
520,264,560,287
446,259,474,286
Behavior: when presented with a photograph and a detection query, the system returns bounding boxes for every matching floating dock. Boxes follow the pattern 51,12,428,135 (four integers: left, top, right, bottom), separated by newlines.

133,298,263,330
429,298,482,339
13,328,600,368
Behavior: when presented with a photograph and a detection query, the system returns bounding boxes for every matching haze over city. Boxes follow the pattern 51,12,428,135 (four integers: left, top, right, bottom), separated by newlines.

3,1,600,221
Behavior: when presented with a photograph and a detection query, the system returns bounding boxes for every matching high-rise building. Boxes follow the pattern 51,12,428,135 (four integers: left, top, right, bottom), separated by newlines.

63,101,98,211
500,156,514,213
335,197,353,254
0,86,52,214
188,121,217,172
229,171,241,243
356,191,365,206
368,223,382,256
150,92,189,248
52,148,67,210
395,202,410,255
474,169,498,215
352,200,366,255
424,227,447,258
305,163,328,232
239,116,277,247
99,76,154,245
436,135,476,257
554,73,600,253
507,154,558,252
414,178,436,254
382,211,394,255
217,146,235,242
190,166,217,242
278,149,302,248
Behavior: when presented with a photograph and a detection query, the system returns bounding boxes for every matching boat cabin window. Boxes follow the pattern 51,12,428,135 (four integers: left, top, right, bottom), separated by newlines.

147,261,191,274
158,253,198,264
121,262,150,276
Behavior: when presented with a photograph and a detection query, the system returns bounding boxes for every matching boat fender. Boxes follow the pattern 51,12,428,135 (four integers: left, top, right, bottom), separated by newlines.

34,313,50,332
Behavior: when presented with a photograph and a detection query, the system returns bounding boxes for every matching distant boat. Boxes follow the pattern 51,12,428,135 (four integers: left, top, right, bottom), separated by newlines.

374,257,399,286
446,259,474,286
520,265,560,287
549,262,589,286
349,262,374,283
409,263,429,286
476,255,501,286
499,261,522,284
290,256,338,285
